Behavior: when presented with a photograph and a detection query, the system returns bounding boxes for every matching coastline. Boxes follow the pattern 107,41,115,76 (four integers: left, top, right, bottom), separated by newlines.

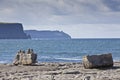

0,62,120,80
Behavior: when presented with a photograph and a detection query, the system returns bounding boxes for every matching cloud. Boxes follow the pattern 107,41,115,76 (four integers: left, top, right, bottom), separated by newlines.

59,24,120,38
0,0,120,38
102,0,120,11
0,0,120,26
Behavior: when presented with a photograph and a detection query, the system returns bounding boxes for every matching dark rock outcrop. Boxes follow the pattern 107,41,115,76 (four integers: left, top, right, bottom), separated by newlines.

82,53,113,69
25,30,71,39
13,49,37,65
0,23,30,39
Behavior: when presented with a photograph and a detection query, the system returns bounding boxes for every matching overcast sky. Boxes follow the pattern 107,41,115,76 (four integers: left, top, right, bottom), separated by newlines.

0,0,120,38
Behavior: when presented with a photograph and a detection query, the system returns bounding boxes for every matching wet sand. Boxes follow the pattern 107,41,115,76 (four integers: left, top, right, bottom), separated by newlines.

0,62,120,80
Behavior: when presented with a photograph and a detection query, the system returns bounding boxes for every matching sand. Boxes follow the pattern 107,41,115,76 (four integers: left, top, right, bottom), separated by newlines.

0,62,120,80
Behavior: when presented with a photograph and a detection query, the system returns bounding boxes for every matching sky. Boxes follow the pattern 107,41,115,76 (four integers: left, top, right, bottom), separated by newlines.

0,0,120,38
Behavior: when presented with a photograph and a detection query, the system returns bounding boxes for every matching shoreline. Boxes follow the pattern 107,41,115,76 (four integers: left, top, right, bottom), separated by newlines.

0,62,120,80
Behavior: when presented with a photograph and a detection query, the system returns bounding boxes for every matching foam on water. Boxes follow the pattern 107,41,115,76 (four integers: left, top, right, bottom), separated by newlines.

0,60,10,63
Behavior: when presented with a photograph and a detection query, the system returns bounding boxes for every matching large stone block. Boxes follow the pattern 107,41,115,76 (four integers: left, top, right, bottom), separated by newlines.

13,49,37,65
82,53,113,69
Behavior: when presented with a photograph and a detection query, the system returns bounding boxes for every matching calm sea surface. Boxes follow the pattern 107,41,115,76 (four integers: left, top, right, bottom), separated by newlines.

0,39,120,63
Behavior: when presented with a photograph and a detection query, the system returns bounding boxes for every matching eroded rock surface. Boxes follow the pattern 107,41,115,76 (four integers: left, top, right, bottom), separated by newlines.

13,49,37,65
82,53,113,69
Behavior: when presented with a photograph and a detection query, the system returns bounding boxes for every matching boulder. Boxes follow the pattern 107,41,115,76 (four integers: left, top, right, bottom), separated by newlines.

82,53,113,69
13,49,37,65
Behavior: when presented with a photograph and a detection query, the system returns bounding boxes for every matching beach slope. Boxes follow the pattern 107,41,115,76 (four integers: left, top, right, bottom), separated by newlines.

0,62,120,80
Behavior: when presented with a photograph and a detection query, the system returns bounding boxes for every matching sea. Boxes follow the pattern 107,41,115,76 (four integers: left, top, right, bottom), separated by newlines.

0,39,120,63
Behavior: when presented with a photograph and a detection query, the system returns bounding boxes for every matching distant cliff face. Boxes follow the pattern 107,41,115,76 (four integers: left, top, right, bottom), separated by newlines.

25,30,71,39
0,23,30,39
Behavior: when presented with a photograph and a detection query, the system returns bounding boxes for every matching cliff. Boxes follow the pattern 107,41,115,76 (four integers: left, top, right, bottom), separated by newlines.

0,23,30,39
25,30,71,39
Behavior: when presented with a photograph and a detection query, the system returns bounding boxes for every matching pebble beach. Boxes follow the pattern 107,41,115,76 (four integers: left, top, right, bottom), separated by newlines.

0,62,120,80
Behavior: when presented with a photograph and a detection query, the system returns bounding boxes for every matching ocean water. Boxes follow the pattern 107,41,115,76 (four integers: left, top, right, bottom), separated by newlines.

0,39,120,63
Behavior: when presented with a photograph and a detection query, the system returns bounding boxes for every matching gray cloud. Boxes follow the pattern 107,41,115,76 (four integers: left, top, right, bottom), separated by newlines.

0,0,120,26
102,0,120,11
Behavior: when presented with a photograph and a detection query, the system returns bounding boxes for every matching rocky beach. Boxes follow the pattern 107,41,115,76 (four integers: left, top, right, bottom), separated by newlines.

0,62,120,80
0,49,118,80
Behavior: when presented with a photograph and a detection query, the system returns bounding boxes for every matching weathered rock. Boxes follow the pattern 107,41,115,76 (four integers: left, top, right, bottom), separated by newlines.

82,53,113,69
13,49,37,65
84,76,91,80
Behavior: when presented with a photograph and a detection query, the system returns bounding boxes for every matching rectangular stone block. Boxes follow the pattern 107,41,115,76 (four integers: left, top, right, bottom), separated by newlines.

82,53,113,69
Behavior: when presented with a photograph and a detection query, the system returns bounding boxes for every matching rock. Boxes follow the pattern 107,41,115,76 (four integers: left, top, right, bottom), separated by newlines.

13,49,37,65
82,53,113,69
84,76,91,80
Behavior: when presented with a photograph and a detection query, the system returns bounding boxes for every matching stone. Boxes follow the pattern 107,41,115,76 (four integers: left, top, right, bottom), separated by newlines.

82,53,113,69
13,49,37,65
84,76,91,80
